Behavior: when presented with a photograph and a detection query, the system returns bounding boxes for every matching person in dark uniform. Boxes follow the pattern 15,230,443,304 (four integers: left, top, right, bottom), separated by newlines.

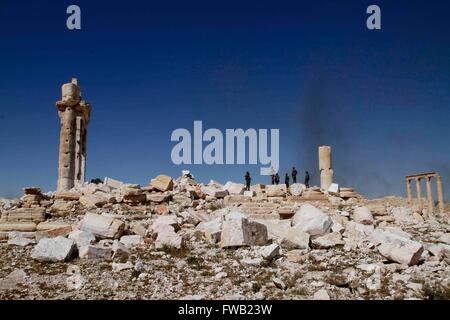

245,171,251,191
304,171,310,188
275,173,280,185
291,167,298,184
271,174,275,185
285,173,290,188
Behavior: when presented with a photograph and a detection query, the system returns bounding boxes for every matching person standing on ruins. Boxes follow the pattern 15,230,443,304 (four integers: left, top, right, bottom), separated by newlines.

305,171,310,188
245,171,252,191
292,167,298,184
270,166,276,185
275,173,280,185
285,173,290,188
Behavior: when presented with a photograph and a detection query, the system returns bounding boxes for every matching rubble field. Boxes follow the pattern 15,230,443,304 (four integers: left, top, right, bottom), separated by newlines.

0,172,449,300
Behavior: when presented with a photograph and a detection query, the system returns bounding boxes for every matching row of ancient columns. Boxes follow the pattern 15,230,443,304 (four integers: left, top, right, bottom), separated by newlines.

406,173,444,214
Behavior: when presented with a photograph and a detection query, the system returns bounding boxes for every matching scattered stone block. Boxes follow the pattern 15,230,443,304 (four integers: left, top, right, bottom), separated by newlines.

150,175,174,192
112,240,130,259
220,212,268,248
31,236,76,262
289,183,305,196
155,230,184,250
266,185,287,197
79,245,112,260
260,243,280,260
68,230,96,248
79,194,108,208
223,182,245,195
120,235,144,248
291,204,332,236
79,212,125,239
353,206,374,225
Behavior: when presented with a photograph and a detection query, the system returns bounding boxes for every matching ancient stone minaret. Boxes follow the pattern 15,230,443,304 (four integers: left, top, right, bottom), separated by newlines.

56,78,91,191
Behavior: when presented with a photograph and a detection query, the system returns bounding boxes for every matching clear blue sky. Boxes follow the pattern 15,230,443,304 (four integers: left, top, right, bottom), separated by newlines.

0,0,449,200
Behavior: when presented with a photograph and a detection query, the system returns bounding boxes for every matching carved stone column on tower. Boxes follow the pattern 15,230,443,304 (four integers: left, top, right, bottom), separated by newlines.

56,78,91,191
425,177,434,215
318,146,333,191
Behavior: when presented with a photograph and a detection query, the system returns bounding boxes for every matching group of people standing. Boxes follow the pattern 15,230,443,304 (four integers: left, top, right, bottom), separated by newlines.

244,167,310,191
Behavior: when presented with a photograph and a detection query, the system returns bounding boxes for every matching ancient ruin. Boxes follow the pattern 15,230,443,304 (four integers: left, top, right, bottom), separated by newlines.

406,172,445,214
56,79,91,192
0,83,448,300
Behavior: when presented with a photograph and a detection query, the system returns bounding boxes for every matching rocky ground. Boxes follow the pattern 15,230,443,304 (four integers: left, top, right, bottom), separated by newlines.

0,172,449,300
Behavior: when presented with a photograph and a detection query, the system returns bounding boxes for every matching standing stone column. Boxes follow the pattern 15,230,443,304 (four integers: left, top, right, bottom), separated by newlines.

425,177,434,215
436,175,445,213
56,79,91,191
319,146,333,191
406,178,412,202
415,178,423,211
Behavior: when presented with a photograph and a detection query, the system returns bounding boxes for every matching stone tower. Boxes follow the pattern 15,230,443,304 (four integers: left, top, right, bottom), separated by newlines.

56,78,91,191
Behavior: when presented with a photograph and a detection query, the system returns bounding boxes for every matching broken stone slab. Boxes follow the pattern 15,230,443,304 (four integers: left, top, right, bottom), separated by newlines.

7,232,35,247
53,191,82,201
194,218,222,244
353,206,374,225
313,289,330,300
151,215,179,235
123,193,146,204
31,236,76,262
289,183,305,196
146,193,171,203
0,269,28,290
291,204,332,236
327,183,339,195
265,185,287,197
311,232,344,249
68,230,96,248
154,203,170,215
391,207,417,224
36,222,72,231
223,182,245,195
241,257,263,267
378,238,424,266
112,262,133,272
119,235,144,248
155,230,184,250
243,190,256,198
79,194,108,208
130,221,147,237
368,228,411,246
79,245,112,260
343,221,374,242
150,175,174,192
79,212,125,239
1,208,46,223
36,225,73,242
112,240,131,259
0,222,37,232
50,200,74,213
201,186,229,198
23,187,42,195
279,227,310,250
260,243,280,260
220,212,268,248
104,177,124,189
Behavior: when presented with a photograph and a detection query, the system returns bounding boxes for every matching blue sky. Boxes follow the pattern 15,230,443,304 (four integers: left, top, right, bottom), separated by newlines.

0,0,449,200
